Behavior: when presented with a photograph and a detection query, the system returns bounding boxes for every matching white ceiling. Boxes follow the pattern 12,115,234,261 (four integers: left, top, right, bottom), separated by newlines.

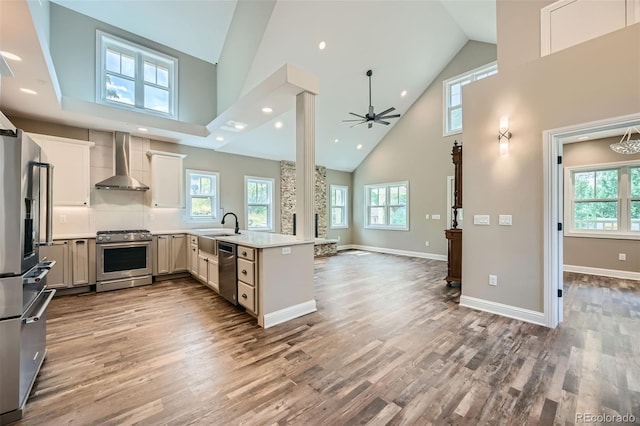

0,0,497,172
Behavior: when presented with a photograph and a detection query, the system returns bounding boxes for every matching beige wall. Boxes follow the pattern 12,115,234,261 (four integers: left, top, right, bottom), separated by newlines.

563,136,640,272
352,40,497,256
463,20,640,312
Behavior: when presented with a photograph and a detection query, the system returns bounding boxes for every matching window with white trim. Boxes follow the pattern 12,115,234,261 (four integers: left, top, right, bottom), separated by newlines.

443,62,497,135
364,182,409,230
97,30,177,117
245,177,274,231
330,185,348,228
565,163,640,235
186,170,219,220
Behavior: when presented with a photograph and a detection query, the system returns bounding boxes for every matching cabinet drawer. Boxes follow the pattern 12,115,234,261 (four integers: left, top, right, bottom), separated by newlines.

237,281,255,313
237,246,255,261
189,235,198,245
237,258,255,286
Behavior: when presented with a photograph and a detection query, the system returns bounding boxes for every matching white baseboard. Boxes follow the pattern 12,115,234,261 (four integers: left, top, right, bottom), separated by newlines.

345,244,447,261
460,295,546,327
563,264,640,281
263,300,317,329
337,244,354,251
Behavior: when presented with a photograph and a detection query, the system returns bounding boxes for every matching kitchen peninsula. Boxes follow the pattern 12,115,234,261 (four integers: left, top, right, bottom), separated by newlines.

206,230,316,328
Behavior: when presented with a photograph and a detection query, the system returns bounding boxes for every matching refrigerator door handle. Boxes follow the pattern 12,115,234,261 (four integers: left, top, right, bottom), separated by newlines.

34,162,54,246
23,289,56,324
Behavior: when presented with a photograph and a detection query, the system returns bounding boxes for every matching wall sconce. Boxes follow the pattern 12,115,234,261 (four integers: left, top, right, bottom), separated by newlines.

498,116,512,155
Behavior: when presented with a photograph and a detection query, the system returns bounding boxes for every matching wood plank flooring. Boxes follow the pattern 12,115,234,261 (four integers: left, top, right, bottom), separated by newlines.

12,251,640,425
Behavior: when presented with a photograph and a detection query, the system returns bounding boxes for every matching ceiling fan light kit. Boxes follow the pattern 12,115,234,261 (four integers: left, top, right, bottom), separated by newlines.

343,69,401,129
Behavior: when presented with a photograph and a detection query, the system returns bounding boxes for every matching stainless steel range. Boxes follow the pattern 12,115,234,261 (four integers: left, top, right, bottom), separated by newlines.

96,229,152,292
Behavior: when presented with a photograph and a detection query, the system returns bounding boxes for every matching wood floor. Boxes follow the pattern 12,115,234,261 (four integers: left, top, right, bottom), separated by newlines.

12,251,640,425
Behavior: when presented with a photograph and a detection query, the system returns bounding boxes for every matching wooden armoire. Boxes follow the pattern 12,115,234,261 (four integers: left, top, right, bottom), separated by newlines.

445,141,462,287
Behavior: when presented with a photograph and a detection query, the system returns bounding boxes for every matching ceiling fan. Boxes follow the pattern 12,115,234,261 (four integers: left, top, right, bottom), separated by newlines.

343,69,401,129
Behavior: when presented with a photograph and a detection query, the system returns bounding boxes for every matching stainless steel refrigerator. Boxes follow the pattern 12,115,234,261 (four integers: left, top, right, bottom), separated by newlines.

0,129,56,424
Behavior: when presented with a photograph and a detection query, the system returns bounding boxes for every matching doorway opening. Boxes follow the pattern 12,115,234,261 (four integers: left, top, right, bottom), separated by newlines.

543,113,640,328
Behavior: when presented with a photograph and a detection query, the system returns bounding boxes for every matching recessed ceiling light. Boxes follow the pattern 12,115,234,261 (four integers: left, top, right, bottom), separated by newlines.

262,107,273,114
357,144,363,150
0,51,22,61
20,88,37,95
318,41,327,50
400,90,407,97
138,127,148,132
274,121,283,129
216,136,224,141
234,123,246,130
334,139,339,143
578,136,590,141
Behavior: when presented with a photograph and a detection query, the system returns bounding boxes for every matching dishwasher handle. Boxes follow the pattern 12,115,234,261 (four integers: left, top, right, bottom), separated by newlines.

218,242,236,254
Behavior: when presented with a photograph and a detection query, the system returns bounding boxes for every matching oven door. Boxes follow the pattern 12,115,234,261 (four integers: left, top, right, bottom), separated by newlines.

97,241,151,282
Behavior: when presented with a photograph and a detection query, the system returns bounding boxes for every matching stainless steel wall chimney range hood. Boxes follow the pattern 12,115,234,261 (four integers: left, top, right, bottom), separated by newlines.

95,131,149,191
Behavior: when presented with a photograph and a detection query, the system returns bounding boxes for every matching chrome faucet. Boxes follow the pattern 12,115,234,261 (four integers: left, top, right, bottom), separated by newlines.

221,212,240,234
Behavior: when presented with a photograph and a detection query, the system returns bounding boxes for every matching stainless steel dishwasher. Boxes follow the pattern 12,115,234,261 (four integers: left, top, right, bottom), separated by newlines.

217,242,237,305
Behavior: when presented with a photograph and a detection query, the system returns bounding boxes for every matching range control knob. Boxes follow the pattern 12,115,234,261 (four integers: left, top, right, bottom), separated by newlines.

124,235,129,240
98,236,103,241
105,235,111,241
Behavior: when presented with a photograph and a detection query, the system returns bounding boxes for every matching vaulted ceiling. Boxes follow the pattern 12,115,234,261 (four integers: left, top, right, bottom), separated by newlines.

0,0,497,171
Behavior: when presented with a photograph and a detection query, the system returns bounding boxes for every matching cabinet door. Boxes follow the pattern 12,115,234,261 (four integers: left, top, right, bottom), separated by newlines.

31,135,92,206
40,241,69,289
188,244,198,275
156,236,170,275
207,257,219,292
71,239,89,286
170,234,187,273
197,254,209,283
149,154,184,208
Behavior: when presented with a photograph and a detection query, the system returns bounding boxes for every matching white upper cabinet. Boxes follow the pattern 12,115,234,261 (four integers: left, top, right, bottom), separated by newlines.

541,0,640,56
147,150,187,208
29,133,94,206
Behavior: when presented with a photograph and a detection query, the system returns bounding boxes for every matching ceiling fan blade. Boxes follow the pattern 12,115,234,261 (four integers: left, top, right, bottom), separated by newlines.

375,120,391,125
342,119,365,122
376,107,395,117
350,121,367,128
378,113,401,119
349,112,366,119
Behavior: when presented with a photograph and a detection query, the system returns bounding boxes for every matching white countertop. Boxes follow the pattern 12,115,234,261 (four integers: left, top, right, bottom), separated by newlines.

214,232,313,249
52,233,96,240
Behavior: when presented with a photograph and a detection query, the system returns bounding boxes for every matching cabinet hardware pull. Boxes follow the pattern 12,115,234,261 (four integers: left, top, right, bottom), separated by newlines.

242,293,247,299
242,251,247,256
242,269,247,275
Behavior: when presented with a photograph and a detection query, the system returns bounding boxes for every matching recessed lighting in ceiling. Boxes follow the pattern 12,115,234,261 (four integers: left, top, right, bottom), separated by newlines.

262,107,273,114
400,90,407,97
318,41,327,50
234,123,246,130
357,144,363,150
20,88,37,95
222,120,248,132
578,136,589,141
274,121,283,129
334,139,339,143
0,51,22,61
216,136,224,141
138,127,148,132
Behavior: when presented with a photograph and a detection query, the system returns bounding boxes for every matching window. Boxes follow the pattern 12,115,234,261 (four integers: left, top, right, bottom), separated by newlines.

186,170,219,220
330,185,348,228
97,31,177,117
245,177,274,231
364,182,409,230
443,62,497,135
565,163,640,235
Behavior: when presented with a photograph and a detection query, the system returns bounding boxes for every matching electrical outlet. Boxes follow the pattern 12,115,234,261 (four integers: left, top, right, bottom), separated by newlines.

425,241,430,247
282,247,292,255
425,214,430,219
619,253,626,261
59,214,68,224
488,274,498,286
337,236,341,242
149,214,155,221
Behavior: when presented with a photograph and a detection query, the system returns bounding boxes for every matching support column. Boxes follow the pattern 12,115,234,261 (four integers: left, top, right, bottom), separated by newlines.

295,91,316,241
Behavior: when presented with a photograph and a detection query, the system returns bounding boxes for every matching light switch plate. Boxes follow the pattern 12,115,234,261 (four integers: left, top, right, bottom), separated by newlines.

432,214,441,220
425,214,430,219
473,215,490,225
499,215,513,226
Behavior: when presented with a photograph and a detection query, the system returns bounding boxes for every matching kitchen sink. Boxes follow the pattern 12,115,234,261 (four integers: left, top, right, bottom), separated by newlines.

192,228,237,236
